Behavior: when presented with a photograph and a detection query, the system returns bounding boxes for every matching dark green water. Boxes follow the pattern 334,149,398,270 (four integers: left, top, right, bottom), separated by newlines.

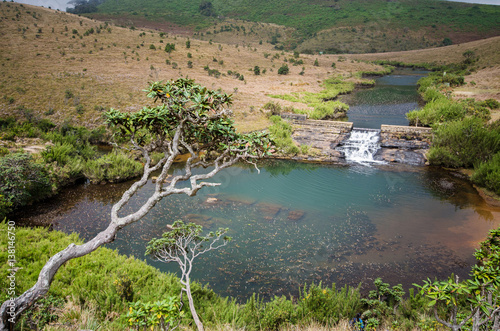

343,69,427,129
20,161,500,300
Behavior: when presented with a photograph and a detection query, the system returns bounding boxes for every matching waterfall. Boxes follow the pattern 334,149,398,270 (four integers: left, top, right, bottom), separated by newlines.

339,128,382,163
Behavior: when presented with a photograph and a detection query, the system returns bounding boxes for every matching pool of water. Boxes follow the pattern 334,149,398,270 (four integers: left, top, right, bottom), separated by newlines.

342,69,428,129
18,161,500,300
16,69,500,301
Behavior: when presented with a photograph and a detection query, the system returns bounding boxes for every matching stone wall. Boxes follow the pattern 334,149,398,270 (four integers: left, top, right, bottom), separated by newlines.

381,124,433,136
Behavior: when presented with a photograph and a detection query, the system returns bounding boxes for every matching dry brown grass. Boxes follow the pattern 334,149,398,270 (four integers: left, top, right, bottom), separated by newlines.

0,2,384,133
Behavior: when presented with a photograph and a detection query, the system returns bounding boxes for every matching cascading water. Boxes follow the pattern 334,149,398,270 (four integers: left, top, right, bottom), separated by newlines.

339,128,382,163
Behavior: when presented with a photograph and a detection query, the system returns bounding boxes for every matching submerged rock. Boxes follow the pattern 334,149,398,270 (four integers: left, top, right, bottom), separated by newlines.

287,210,305,221
256,202,282,217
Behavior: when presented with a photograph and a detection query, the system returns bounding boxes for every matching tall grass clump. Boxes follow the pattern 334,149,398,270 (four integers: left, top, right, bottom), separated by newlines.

407,97,490,127
297,283,363,326
472,153,500,195
83,150,143,184
268,115,299,155
427,117,500,168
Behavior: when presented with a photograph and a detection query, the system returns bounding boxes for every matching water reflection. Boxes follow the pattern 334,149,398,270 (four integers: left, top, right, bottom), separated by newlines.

342,69,428,129
15,161,500,301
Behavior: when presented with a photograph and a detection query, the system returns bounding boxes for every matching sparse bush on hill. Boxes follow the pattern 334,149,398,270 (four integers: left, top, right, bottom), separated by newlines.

164,43,175,53
278,64,289,75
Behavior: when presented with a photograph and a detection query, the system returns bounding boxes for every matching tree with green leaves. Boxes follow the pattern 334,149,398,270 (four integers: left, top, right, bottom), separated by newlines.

146,220,231,331
0,78,273,330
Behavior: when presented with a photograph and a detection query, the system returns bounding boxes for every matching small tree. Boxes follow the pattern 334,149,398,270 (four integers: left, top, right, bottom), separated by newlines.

164,43,175,53
253,65,260,75
0,78,273,329
146,221,230,331
278,64,289,75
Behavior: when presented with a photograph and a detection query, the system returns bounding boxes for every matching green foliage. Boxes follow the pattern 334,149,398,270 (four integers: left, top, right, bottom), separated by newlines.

146,220,231,258
270,76,350,120
407,97,490,127
263,101,282,116
199,1,216,17
96,0,500,52
442,37,453,46
83,150,143,184
164,43,175,53
253,65,260,75
278,64,289,75
298,283,362,326
20,294,65,330
260,296,297,329
125,298,184,330
472,152,500,196
427,117,500,168
0,153,52,218
361,278,405,327
107,78,273,160
480,98,500,110
268,115,299,155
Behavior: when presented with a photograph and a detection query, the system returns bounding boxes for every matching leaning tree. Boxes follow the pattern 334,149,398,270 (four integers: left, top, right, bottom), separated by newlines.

0,78,273,329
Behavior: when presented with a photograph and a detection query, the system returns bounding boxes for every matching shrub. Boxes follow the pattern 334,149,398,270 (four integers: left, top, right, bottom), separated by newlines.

260,296,297,330
268,116,299,155
263,101,282,116
0,153,52,217
83,150,143,183
164,43,175,53
472,152,500,195
278,64,289,75
480,98,500,110
298,283,362,326
427,117,500,168
407,98,466,127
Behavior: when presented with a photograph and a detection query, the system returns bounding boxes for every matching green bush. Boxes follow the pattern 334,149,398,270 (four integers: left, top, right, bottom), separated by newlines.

428,117,500,168
298,283,362,325
407,98,466,126
83,150,143,183
0,153,52,217
260,296,297,329
278,64,289,75
480,98,500,110
472,152,500,195
268,116,299,155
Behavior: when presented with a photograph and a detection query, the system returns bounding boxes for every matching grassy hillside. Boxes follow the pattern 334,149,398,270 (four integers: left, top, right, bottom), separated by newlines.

87,0,500,53
0,2,384,133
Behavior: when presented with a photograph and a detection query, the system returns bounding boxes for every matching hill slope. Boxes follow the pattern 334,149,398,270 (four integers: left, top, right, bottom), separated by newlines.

86,0,500,53
0,2,383,131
